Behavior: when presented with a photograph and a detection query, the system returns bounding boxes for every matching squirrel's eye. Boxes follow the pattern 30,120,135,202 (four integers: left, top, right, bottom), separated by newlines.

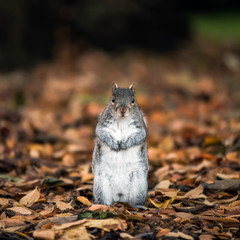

131,98,135,104
112,98,115,104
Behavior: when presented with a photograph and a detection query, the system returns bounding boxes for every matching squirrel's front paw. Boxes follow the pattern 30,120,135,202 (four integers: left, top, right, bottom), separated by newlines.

111,141,120,151
119,141,128,150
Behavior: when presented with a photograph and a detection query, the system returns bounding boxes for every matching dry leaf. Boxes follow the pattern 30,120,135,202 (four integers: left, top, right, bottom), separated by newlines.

56,200,73,211
183,185,206,199
156,228,170,237
199,234,214,240
89,204,114,212
83,218,127,231
154,180,171,189
62,153,75,167
54,219,87,230
7,207,32,215
19,187,40,207
120,232,134,239
59,226,92,240
174,212,195,219
216,173,239,180
77,196,92,206
166,231,194,240
33,229,55,240
3,216,25,227
0,198,10,205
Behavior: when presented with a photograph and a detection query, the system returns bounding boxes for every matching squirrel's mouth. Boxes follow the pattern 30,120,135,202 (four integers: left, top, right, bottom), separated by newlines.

117,107,129,118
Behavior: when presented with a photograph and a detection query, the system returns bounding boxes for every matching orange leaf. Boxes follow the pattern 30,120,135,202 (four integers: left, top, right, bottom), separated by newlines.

77,196,92,207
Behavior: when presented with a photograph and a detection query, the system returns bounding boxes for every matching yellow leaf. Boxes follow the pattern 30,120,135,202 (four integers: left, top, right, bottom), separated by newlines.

149,198,163,208
77,196,92,206
149,191,177,209
19,187,40,207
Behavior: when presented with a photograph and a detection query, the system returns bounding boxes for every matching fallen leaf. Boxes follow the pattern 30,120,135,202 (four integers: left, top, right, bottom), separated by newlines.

183,184,206,199
7,207,32,215
62,153,76,167
165,231,194,240
154,166,169,181
19,187,40,207
216,173,239,180
0,198,10,205
199,234,214,240
33,229,55,240
37,215,78,229
156,228,170,237
56,200,73,211
83,218,127,231
77,196,92,206
154,180,171,189
89,204,114,212
54,219,87,230
58,225,92,240
120,232,134,239
174,212,195,219
3,216,26,227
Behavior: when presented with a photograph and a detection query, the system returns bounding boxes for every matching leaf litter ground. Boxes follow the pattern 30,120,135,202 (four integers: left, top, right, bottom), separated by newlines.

1,42,240,239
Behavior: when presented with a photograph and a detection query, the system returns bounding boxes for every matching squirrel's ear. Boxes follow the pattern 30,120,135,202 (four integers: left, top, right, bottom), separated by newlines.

129,82,136,93
112,82,119,92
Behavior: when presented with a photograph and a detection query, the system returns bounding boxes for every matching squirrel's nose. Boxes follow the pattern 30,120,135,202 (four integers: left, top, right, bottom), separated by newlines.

120,108,127,114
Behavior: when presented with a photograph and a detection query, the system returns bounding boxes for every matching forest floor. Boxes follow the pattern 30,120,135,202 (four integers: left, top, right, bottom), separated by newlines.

1,39,240,239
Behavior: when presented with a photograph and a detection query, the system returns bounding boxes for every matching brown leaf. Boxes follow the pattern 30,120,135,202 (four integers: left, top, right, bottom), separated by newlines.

3,216,26,228
174,212,195,219
183,185,206,199
120,232,134,239
62,153,76,167
19,187,40,207
0,198,9,205
165,231,194,240
83,218,127,231
7,207,32,215
199,234,214,240
33,229,55,240
198,215,239,223
55,200,73,211
58,226,92,240
54,219,87,230
153,166,169,181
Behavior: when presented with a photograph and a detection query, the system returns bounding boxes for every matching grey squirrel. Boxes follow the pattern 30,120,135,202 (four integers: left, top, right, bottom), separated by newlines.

92,83,148,207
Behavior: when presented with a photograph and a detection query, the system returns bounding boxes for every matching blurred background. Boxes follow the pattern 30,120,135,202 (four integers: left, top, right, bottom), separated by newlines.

1,0,240,161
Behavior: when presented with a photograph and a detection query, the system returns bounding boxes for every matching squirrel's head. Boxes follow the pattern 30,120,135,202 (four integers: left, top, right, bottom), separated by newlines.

110,83,136,118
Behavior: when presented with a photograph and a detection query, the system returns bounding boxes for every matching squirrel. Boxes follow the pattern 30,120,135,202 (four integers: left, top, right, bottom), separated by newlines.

92,83,148,208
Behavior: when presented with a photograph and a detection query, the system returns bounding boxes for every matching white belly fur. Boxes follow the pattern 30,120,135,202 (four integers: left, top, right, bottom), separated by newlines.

97,143,147,205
